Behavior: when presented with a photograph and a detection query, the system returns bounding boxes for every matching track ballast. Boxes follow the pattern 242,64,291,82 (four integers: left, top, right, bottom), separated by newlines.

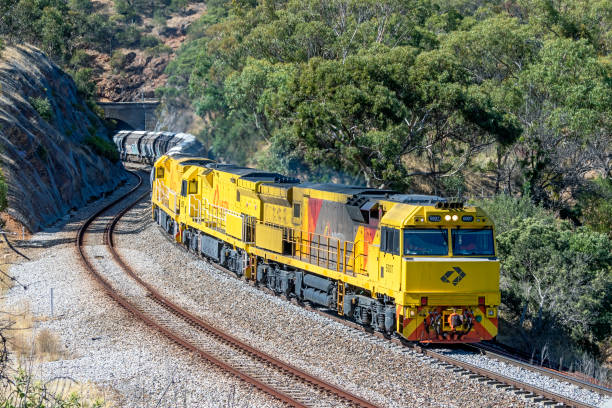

76,170,381,408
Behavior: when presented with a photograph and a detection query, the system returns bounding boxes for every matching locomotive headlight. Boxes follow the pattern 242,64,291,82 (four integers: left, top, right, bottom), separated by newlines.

486,308,496,317
451,215,458,221
444,215,451,221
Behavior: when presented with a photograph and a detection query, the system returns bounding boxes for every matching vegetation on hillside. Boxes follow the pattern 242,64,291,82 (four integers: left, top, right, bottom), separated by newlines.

0,0,203,103
162,0,611,372
162,0,610,205
475,194,611,376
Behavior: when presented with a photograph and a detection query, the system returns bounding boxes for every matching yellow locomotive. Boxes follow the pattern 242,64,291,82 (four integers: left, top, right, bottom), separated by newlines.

151,153,500,343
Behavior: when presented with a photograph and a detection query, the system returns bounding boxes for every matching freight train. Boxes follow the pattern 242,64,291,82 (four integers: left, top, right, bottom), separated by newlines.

113,131,205,163
151,153,500,343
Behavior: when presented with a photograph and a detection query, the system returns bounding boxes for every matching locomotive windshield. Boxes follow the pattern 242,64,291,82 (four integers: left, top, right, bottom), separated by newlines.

403,229,448,256
451,229,495,256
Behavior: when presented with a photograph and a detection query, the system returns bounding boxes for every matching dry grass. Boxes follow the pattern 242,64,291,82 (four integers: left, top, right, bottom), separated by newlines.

4,303,66,362
1,303,118,407
0,369,117,407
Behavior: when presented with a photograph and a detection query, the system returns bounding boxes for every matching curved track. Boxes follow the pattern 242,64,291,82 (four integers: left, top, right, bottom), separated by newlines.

158,229,609,408
467,342,612,397
417,346,607,408
76,170,380,408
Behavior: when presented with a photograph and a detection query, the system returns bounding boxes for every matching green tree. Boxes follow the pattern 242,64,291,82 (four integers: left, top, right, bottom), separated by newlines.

498,218,612,355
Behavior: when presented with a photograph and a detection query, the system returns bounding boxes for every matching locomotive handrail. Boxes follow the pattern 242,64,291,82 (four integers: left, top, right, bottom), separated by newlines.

154,178,367,276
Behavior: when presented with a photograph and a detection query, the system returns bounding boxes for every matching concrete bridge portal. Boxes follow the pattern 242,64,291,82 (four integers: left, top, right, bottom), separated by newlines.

97,100,159,130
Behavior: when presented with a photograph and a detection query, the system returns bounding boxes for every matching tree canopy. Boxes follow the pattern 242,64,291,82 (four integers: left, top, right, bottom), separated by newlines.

163,0,610,205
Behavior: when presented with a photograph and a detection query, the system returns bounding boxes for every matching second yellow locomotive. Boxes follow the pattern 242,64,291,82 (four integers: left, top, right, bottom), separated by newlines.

152,153,500,343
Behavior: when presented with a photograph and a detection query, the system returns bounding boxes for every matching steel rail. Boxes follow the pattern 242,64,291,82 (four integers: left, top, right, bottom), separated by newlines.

417,347,599,408
107,186,380,408
162,233,604,408
77,170,380,408
467,342,612,398
76,172,308,408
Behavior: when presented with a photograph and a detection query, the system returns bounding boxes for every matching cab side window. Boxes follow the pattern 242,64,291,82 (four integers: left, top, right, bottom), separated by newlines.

181,180,187,196
380,227,388,252
380,227,400,255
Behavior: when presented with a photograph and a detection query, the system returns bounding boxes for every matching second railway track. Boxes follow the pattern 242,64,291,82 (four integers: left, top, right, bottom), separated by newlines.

76,169,380,408
148,200,610,408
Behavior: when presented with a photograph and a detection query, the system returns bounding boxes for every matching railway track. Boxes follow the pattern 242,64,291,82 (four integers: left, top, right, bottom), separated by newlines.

417,347,609,408
467,342,612,397
151,222,609,408
76,170,381,408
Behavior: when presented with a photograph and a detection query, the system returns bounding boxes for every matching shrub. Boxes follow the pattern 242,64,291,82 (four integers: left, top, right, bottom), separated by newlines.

68,0,93,13
72,68,96,98
35,328,62,360
115,25,141,47
86,99,106,118
153,10,167,27
472,193,552,235
110,50,126,72
28,96,54,122
0,170,7,212
0,370,105,407
69,49,92,68
498,218,612,353
145,43,172,56
577,178,612,238
84,135,119,163
140,34,160,48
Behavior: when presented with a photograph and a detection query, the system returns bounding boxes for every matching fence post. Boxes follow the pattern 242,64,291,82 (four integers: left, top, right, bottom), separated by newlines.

50,287,54,318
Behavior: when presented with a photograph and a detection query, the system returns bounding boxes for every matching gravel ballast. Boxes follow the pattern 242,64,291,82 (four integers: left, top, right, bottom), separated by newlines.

112,198,542,408
3,174,278,407
436,348,608,407
5,175,608,407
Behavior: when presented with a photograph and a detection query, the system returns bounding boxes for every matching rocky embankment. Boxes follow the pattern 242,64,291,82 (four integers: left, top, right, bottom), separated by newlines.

95,4,207,102
0,44,125,231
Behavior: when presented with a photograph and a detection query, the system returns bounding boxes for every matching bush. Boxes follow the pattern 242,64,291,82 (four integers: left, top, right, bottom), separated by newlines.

28,96,54,122
140,34,160,48
0,170,7,212
84,135,119,163
68,0,93,13
577,178,612,238
498,218,612,354
71,68,96,98
115,25,142,47
152,10,167,27
473,194,611,374
472,193,552,235
69,49,92,69
110,50,126,72
145,43,172,56
0,370,104,407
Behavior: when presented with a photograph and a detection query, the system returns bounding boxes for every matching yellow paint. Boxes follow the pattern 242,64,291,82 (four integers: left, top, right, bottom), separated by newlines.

255,224,283,253
151,154,501,341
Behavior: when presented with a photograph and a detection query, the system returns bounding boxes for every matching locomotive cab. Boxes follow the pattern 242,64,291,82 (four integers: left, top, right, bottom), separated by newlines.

376,202,500,342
